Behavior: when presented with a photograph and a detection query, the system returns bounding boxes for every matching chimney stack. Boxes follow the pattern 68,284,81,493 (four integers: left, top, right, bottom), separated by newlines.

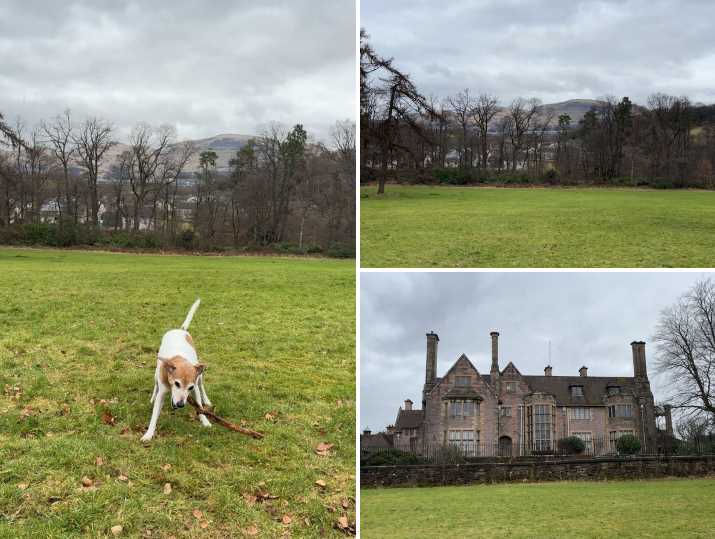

425,332,439,387
363,429,371,436
664,404,673,436
579,366,588,377
490,331,500,377
544,365,552,376
631,341,647,379
404,399,413,411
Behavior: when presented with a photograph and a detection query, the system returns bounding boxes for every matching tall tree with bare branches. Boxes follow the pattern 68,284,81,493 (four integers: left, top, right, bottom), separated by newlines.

73,117,114,226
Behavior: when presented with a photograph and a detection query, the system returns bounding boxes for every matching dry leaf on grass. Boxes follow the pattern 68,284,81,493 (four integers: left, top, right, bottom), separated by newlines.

81,477,93,487
242,493,258,506
244,525,259,536
341,498,350,509
199,521,209,529
163,482,172,495
264,412,277,421
17,483,28,490
315,479,327,488
192,509,203,520
101,411,116,426
162,463,171,471
95,456,104,466
314,442,334,456
118,474,128,482
281,514,292,525
337,516,349,529
110,524,123,536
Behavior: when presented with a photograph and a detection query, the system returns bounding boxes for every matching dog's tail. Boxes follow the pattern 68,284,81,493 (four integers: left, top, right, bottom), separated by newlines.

181,298,201,330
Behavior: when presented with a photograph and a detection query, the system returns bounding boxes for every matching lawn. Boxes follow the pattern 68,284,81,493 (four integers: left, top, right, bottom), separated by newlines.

360,185,715,267
0,248,355,538
360,478,715,538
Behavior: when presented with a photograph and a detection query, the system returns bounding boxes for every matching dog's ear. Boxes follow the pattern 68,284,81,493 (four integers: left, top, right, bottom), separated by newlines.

195,363,206,376
159,356,177,373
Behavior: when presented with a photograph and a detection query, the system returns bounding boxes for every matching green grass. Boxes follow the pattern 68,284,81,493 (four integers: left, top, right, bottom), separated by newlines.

360,185,715,267
0,248,355,538
361,478,715,538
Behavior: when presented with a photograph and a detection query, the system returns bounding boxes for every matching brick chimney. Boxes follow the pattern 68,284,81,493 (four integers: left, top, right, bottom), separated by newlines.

579,366,588,377
425,332,439,388
631,341,647,380
404,399,413,411
544,365,552,376
490,331,500,378
363,429,371,436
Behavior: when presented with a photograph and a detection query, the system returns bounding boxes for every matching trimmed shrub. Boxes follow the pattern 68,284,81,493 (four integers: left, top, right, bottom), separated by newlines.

362,449,420,466
558,436,586,455
326,242,354,259
616,434,642,455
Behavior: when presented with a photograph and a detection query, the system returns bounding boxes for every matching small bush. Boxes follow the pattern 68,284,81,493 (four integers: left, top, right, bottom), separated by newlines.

326,242,354,258
362,449,420,466
431,444,467,465
558,436,586,455
616,434,642,455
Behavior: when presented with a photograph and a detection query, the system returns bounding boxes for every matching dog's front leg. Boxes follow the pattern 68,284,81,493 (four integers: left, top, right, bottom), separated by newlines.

141,387,166,442
193,385,211,427
198,375,212,407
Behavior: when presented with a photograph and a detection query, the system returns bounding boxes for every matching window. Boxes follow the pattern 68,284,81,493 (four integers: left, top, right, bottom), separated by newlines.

448,429,478,455
534,404,552,451
608,404,634,418
500,406,512,417
455,376,470,386
570,385,584,397
572,432,593,454
505,382,517,393
607,386,621,396
449,400,477,418
568,407,592,420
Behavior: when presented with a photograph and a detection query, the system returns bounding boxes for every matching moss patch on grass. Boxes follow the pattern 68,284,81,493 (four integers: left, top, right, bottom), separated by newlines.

0,248,355,537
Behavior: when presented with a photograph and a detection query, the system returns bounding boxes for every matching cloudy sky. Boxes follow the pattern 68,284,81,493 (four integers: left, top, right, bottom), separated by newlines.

362,0,715,105
361,271,711,431
0,0,355,143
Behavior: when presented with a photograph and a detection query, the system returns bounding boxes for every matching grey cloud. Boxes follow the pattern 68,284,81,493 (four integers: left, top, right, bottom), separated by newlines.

362,0,715,104
360,272,709,432
0,0,356,142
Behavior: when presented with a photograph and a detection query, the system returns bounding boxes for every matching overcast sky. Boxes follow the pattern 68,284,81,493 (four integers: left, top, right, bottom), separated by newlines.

0,0,355,143
360,271,711,431
362,0,715,106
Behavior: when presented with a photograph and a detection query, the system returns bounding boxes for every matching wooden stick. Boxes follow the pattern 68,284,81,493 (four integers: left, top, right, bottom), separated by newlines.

187,396,264,439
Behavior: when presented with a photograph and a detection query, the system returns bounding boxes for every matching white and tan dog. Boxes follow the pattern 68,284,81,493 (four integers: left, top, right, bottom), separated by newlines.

141,299,212,442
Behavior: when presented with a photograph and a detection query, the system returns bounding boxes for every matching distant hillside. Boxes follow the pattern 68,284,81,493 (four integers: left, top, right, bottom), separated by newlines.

538,99,605,125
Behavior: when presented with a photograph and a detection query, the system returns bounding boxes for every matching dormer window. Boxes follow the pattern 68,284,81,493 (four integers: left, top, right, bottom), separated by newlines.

455,376,470,386
571,385,584,397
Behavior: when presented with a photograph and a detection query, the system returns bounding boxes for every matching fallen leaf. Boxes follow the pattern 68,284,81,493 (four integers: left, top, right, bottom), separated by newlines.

315,479,327,488
95,457,104,466
337,516,349,529
264,412,276,421
118,474,128,482
101,411,116,426
315,442,334,456
255,489,278,502
192,509,203,520
199,521,208,529
162,463,171,471
243,493,257,506
303,517,311,526
281,514,292,525
341,498,350,509
244,525,259,536
111,524,123,536
20,406,34,419
163,482,172,495
81,477,93,487
17,483,28,490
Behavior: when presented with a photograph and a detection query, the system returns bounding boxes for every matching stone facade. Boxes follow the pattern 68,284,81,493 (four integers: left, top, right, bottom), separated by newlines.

391,332,667,456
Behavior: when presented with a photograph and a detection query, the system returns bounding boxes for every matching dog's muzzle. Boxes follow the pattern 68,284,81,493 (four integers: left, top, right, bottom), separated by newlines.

172,400,185,409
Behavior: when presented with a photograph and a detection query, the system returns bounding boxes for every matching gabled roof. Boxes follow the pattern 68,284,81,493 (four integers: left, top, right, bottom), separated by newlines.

524,375,636,406
501,361,522,376
360,432,394,449
395,409,424,430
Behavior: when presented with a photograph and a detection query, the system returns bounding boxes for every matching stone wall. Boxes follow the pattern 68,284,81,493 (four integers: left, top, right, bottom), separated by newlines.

361,455,715,488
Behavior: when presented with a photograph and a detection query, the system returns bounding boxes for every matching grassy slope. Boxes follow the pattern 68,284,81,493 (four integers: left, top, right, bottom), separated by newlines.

0,248,355,538
361,478,715,538
360,186,715,267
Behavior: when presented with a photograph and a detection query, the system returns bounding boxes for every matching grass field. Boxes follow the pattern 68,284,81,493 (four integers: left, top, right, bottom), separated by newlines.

360,186,715,267
0,248,355,537
360,478,715,538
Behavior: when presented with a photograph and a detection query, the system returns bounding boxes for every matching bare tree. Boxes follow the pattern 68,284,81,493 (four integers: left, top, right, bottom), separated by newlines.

472,93,499,170
448,89,475,169
42,109,78,223
654,278,715,424
74,117,114,226
507,97,540,171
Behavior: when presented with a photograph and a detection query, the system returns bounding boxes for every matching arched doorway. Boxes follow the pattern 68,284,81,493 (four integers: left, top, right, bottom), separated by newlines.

499,436,512,457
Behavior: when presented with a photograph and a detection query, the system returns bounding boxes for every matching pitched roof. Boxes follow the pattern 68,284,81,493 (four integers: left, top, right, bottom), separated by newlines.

524,375,636,406
360,432,394,449
395,409,424,430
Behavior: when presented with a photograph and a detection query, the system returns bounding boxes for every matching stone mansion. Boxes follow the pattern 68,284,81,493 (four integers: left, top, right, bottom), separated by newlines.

391,331,671,457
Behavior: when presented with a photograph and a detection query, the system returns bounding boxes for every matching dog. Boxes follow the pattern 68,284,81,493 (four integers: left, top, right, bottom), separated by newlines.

141,299,212,442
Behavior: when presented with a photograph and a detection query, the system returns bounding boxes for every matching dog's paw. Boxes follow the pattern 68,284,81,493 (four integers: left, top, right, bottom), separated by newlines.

140,433,154,442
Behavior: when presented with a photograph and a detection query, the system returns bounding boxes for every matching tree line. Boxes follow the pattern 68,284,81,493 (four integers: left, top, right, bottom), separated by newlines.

0,110,355,256
361,30,715,192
